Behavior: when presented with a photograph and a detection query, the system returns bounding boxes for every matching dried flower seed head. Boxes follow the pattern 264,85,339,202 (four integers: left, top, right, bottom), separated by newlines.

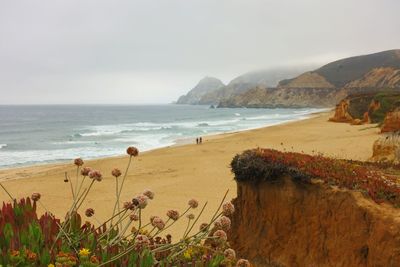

214,216,231,231
132,195,148,209
186,213,195,220
143,189,154,200
199,223,208,232
224,248,236,260
123,201,135,210
85,208,95,217
151,216,165,230
188,199,199,209
74,158,84,166
166,209,179,221
127,146,139,157
64,177,69,183
130,214,139,221
134,234,150,251
236,259,251,267
111,168,122,178
88,170,102,181
213,229,228,242
81,167,92,176
31,193,41,201
222,202,235,216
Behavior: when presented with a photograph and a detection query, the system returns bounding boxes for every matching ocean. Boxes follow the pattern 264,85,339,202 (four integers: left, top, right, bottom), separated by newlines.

0,105,325,168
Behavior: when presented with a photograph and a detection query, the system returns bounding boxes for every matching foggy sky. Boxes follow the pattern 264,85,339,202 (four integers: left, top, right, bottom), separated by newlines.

0,0,399,104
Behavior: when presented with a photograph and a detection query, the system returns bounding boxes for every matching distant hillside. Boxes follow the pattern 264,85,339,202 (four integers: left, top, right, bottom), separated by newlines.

176,67,307,105
223,49,400,108
176,77,224,104
198,68,307,105
280,49,400,88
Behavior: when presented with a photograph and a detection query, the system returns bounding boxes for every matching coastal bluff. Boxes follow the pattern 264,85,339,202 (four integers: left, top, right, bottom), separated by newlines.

229,149,400,267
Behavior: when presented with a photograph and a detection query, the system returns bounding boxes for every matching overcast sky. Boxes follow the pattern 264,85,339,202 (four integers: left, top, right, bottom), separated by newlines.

0,0,399,104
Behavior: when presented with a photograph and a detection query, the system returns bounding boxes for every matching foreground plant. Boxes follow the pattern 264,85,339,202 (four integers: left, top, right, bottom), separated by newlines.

0,147,249,266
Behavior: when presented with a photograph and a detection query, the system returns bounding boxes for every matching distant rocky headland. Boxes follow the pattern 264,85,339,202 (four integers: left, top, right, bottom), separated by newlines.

177,49,400,108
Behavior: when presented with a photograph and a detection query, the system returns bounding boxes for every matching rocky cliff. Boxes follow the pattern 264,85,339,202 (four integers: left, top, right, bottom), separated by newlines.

218,86,343,108
229,149,400,267
329,92,400,125
176,77,224,104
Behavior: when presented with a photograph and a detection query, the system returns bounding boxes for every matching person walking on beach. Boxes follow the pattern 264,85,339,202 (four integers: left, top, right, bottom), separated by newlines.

196,138,199,144
199,137,203,144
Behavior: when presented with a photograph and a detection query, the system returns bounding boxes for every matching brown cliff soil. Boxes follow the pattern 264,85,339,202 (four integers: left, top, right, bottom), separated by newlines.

381,108,400,133
371,133,400,163
229,149,400,267
230,178,400,267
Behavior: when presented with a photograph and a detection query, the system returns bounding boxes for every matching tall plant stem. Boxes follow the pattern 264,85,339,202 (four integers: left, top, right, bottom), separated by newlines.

0,182,14,201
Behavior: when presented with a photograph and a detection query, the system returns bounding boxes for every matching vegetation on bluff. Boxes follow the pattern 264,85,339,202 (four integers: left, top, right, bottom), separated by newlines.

231,149,400,206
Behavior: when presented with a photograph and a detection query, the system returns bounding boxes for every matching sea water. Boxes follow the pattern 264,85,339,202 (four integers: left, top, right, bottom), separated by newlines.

0,104,326,168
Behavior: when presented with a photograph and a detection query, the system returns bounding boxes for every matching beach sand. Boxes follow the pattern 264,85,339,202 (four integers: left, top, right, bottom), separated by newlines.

0,112,381,238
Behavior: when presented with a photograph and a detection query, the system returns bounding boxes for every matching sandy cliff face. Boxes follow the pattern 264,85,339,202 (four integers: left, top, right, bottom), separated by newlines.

230,177,400,267
328,99,353,122
381,108,400,133
371,133,400,163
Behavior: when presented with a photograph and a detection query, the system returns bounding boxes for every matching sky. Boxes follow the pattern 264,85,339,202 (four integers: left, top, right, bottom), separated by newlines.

0,0,399,104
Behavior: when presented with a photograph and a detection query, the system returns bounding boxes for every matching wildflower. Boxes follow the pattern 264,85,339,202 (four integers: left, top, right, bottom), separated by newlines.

236,259,251,267
132,195,148,209
81,167,92,176
130,214,139,221
188,198,199,208
186,213,195,220
79,248,90,257
74,158,84,166
90,255,99,264
31,193,41,201
123,201,135,210
183,247,194,260
143,189,155,199
166,209,179,221
88,170,102,181
224,248,236,260
214,216,231,231
151,216,165,230
85,208,95,217
111,168,122,178
127,146,139,157
25,249,37,261
213,229,228,242
222,202,235,216
48,264,55,267
134,234,150,251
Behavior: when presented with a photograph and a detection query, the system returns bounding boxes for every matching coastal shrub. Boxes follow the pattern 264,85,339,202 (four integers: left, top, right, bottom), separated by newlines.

231,148,400,206
0,147,249,267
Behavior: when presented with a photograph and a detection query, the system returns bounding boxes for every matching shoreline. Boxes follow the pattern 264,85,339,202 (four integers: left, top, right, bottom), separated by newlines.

0,111,382,237
0,109,328,175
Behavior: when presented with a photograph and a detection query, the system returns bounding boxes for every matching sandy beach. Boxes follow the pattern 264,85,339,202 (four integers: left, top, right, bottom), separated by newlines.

0,112,381,238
